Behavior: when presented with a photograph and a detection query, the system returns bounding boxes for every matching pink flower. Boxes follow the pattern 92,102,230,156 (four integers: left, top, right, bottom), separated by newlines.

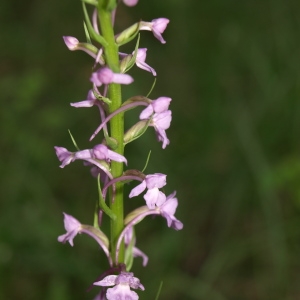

159,192,183,230
58,213,81,246
140,18,170,44
70,89,97,108
152,110,172,149
134,48,156,76
94,272,144,300
63,36,79,50
139,97,171,119
57,213,112,264
91,67,134,87
139,97,172,149
54,144,127,169
129,173,167,209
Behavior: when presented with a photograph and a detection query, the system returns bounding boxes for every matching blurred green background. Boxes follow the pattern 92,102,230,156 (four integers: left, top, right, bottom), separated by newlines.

2,0,300,299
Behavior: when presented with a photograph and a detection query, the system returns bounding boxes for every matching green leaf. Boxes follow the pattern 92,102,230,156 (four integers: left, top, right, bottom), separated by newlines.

142,150,151,173
68,129,80,151
154,281,164,300
146,77,157,98
121,34,141,73
82,2,108,47
97,174,116,220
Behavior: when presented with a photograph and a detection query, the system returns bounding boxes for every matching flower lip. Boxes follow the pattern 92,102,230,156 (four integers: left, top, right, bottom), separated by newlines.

94,271,144,300
134,48,156,76
159,192,183,230
54,146,74,168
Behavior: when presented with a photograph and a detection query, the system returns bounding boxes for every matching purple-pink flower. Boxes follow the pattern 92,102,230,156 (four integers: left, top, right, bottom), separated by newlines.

94,271,144,300
91,67,134,87
139,97,171,119
63,36,102,62
152,110,172,149
140,18,170,44
93,144,127,164
57,213,112,264
54,144,127,169
139,97,172,149
70,89,97,108
63,36,79,50
54,147,74,168
58,213,81,246
159,191,183,230
129,173,167,209
134,48,156,76
124,192,183,232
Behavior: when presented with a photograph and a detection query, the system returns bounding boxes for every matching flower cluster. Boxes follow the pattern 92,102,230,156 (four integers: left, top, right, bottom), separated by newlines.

55,1,182,299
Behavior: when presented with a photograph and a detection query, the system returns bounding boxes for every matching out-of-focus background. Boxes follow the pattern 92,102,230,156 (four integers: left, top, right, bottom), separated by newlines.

1,0,300,299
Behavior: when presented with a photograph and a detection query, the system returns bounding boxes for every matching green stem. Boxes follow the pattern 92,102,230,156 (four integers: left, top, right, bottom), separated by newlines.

97,2,125,265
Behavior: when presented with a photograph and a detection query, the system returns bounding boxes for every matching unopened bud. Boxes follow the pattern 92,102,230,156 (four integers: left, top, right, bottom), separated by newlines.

124,120,150,145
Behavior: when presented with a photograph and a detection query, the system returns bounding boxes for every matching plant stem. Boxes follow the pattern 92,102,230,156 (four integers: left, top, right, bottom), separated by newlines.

97,3,125,264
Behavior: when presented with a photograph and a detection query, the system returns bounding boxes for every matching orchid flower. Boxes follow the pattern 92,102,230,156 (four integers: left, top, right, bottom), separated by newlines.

139,97,172,149
139,18,170,44
63,36,104,64
94,271,144,300
54,144,127,168
129,173,167,209
70,89,98,108
134,48,156,76
58,213,81,246
58,213,112,265
91,67,134,87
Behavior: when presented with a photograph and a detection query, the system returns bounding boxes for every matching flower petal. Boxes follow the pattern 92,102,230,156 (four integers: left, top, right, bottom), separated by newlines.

54,146,74,168
129,181,147,198
144,188,166,209
106,285,138,300
139,104,154,119
63,36,79,50
94,275,117,287
145,173,166,189
152,97,171,113
107,149,128,165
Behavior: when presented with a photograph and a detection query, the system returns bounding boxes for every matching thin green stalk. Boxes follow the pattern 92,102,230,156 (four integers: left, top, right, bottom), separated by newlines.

97,2,125,264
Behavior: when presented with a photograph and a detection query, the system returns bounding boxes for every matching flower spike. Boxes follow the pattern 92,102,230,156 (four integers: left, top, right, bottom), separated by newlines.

55,2,182,298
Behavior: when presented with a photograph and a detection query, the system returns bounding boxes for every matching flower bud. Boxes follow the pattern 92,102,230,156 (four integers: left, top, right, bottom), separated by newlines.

124,120,150,145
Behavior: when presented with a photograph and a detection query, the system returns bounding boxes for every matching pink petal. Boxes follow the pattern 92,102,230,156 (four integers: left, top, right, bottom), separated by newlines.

129,181,147,198
94,275,117,287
